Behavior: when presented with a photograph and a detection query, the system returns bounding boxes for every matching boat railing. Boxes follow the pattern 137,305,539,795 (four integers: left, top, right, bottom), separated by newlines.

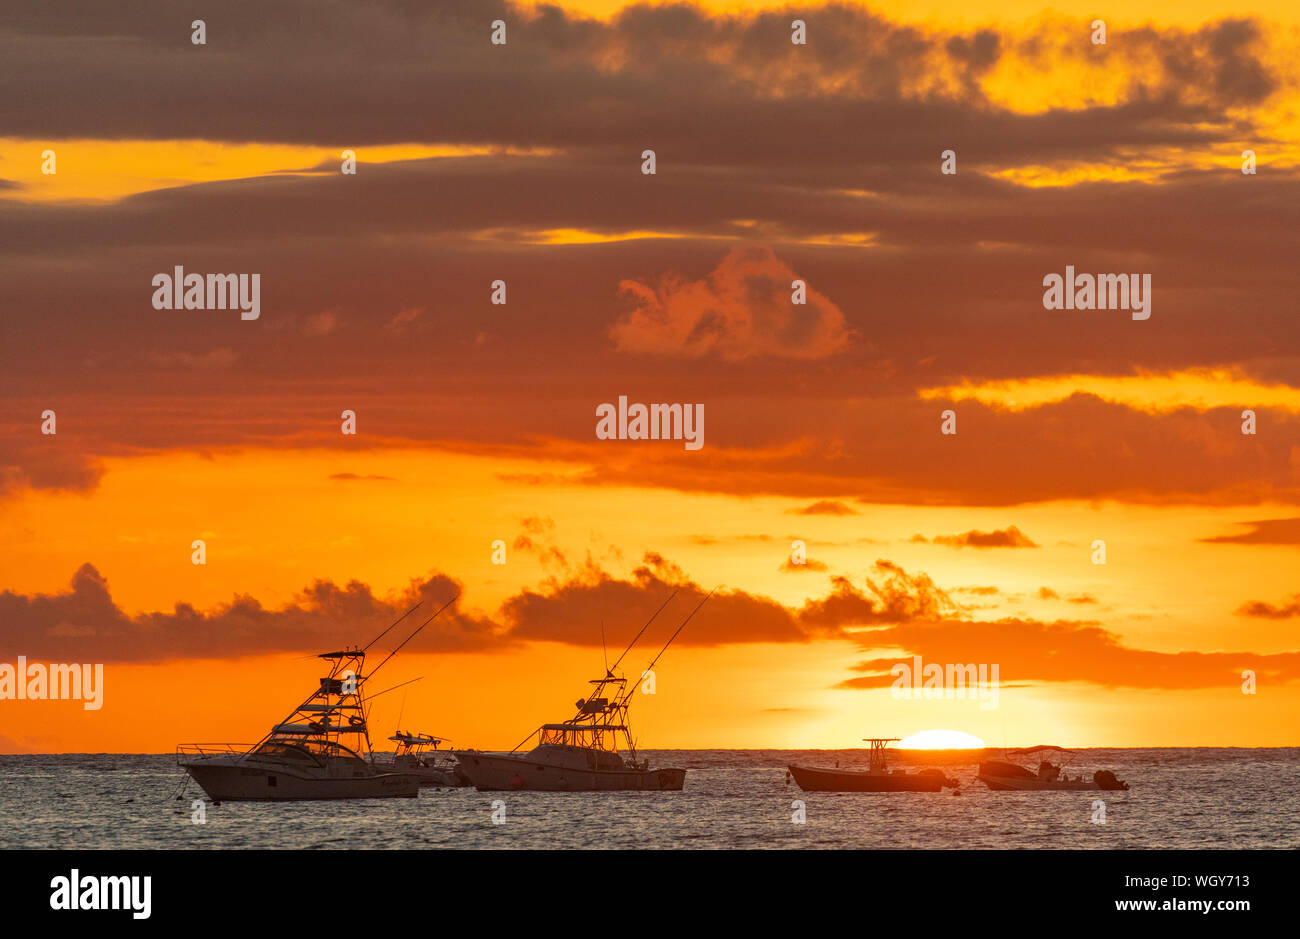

175,743,252,762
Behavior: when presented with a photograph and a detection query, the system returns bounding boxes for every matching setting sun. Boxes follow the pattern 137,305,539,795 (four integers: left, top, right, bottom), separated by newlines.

899,730,987,749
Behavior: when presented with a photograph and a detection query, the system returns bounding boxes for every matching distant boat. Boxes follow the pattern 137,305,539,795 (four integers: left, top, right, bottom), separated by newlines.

372,731,468,787
176,598,456,801
453,590,709,792
788,738,960,792
978,745,1129,791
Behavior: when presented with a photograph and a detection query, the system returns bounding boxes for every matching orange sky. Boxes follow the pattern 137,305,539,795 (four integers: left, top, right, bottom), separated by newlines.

2,0,1298,751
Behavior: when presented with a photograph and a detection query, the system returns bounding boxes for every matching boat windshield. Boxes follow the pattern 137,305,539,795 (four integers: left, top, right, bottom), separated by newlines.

253,741,322,764
260,737,367,763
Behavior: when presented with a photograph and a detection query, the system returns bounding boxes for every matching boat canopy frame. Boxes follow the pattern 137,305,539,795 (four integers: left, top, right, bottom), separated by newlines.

864,737,902,772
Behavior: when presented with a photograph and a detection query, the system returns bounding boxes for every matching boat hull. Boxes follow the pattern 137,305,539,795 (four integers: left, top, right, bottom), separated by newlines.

453,751,685,791
977,761,1128,791
787,764,947,792
371,763,467,788
181,759,420,801
977,774,1127,791
978,775,1099,791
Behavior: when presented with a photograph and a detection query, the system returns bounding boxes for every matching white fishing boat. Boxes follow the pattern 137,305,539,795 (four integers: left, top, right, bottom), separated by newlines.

453,590,709,792
177,598,457,801
978,745,1129,791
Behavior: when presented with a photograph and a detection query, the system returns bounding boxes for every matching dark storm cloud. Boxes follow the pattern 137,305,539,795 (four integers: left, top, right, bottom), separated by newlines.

0,563,500,661
4,152,1298,289
0,1,1280,163
0,555,946,661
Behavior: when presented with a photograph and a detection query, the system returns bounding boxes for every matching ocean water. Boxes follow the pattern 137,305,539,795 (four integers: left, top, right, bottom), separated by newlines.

1,748,1296,849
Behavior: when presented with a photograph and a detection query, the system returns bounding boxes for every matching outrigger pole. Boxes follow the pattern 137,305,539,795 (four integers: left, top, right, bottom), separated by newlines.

606,588,680,675
614,589,711,766
362,601,423,653
620,589,713,705
366,675,424,703
363,593,459,684
356,596,456,754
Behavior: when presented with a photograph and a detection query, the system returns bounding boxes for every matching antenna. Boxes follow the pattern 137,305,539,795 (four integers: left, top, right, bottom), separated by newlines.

601,619,609,673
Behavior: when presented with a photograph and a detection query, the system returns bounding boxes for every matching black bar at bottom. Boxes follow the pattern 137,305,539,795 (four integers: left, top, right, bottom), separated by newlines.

0,849,1282,925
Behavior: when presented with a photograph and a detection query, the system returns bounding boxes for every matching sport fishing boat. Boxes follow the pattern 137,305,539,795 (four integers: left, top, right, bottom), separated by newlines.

453,590,708,792
371,731,468,787
176,598,456,801
787,737,960,792
978,745,1129,791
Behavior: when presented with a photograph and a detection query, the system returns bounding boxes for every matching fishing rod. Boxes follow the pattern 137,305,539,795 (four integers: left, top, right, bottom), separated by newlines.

607,588,679,675
614,588,709,762
363,593,459,684
362,601,423,653
362,676,424,758
367,676,424,703
645,589,712,672
620,589,713,705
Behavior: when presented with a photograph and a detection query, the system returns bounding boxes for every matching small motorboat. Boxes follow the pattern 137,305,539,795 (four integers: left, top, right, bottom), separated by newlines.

371,731,469,787
978,745,1129,791
787,738,960,792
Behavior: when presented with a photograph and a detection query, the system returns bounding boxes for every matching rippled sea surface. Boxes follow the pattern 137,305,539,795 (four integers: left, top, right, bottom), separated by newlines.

2,749,1297,849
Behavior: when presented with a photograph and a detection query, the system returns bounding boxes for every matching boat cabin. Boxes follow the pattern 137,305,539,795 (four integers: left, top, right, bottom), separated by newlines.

254,737,370,770
528,742,630,772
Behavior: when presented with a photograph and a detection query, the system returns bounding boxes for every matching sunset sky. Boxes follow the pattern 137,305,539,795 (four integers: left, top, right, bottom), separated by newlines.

2,0,1299,752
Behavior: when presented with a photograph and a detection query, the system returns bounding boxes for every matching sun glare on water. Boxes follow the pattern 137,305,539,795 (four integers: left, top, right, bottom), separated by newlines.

898,729,986,749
